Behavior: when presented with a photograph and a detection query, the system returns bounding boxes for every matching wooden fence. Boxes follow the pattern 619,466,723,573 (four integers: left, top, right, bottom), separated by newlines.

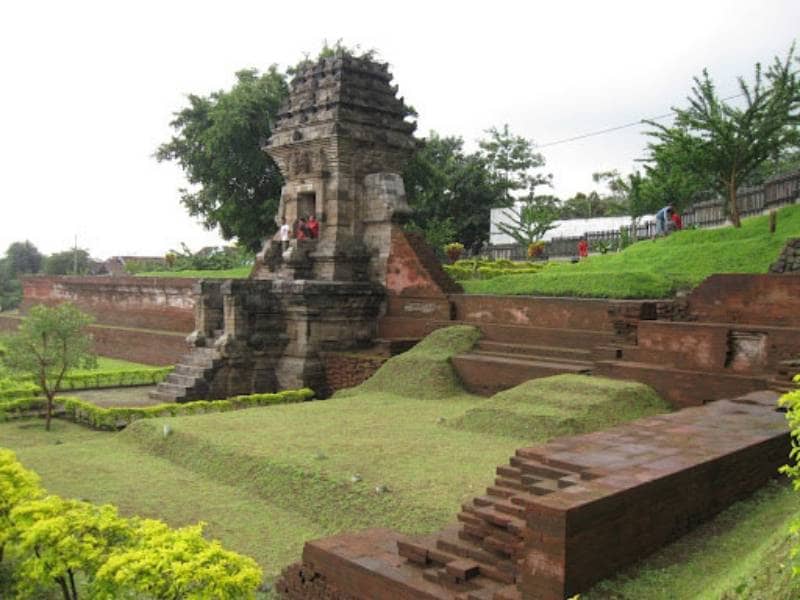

484,169,800,259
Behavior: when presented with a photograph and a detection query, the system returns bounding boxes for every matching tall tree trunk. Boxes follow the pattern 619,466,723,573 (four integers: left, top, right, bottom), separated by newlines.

728,176,741,228
56,575,71,600
68,568,78,600
45,392,53,431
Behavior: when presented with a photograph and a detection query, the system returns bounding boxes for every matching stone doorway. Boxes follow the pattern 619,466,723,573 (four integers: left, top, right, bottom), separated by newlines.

297,192,316,220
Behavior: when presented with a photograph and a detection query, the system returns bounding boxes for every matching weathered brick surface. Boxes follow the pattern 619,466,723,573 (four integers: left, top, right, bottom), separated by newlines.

687,274,800,327
321,352,388,393
0,313,186,366
20,276,196,332
278,390,788,600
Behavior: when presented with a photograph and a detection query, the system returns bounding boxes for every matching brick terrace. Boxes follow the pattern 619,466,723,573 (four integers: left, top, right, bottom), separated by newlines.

277,389,788,599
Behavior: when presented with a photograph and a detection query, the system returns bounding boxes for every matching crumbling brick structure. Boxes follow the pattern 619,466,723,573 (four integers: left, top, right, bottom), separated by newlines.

151,52,455,401
276,389,788,599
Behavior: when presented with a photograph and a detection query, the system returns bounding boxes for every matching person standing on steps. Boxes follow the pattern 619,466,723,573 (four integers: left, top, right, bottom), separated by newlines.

307,214,320,239
279,217,290,251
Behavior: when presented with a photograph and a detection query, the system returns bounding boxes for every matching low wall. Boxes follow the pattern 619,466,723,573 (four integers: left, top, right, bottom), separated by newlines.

687,274,800,327
10,276,198,366
21,276,197,332
321,352,388,393
0,313,187,366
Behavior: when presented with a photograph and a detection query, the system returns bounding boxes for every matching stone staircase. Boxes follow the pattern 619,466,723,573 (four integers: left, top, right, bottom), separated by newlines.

149,346,222,403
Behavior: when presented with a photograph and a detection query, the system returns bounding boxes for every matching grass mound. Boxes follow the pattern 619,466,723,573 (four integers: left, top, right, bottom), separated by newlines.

446,374,669,440
339,325,480,399
465,203,800,298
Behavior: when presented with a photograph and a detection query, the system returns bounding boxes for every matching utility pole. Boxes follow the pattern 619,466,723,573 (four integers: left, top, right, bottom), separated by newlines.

73,234,78,275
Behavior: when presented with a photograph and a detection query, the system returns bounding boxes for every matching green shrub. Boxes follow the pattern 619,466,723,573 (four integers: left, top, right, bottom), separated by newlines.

1,451,261,599
779,375,800,577
56,388,315,430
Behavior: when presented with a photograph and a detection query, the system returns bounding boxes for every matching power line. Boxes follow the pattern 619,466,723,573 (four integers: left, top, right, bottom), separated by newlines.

536,93,745,149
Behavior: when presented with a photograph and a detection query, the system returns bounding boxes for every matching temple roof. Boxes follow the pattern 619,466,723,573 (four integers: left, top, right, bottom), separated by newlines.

266,52,417,152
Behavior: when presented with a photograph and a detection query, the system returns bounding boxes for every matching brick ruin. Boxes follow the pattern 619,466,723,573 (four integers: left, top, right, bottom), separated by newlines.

6,52,800,600
150,52,457,402
277,389,789,599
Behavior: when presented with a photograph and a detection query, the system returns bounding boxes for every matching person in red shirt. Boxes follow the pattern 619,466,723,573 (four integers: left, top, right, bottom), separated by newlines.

577,238,589,259
294,217,309,240
670,211,683,231
307,214,320,239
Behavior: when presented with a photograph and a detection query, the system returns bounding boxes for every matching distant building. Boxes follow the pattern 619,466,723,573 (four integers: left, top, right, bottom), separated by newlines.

489,206,655,245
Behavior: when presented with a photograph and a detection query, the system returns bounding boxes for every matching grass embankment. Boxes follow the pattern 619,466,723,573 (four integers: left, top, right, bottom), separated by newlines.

134,267,250,278
585,480,797,599
464,203,800,298
0,327,668,583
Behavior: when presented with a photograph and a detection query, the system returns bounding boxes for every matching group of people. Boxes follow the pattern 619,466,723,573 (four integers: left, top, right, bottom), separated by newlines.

279,214,319,248
655,204,683,236
574,204,683,259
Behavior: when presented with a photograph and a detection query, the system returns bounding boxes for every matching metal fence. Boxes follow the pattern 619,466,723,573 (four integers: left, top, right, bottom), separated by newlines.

483,169,800,259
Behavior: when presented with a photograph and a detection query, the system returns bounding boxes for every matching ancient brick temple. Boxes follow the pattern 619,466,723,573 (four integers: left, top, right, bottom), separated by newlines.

150,52,442,402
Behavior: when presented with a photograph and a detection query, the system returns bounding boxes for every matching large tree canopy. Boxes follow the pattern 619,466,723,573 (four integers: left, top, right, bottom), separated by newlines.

403,132,504,252
645,45,799,226
156,68,289,251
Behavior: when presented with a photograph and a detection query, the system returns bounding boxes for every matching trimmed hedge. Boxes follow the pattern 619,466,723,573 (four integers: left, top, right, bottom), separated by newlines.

0,388,315,430
0,368,174,402
444,259,547,281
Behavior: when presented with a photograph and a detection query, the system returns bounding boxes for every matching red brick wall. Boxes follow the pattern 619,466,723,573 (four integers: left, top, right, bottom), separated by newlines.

1,313,187,366
385,227,461,298
20,276,197,332
688,274,800,327
321,352,387,392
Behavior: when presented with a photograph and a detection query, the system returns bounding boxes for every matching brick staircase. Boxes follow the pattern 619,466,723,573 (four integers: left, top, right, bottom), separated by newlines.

149,346,221,403
451,327,609,396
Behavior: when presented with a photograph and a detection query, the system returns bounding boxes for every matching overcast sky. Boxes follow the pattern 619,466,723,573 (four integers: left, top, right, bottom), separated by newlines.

1,0,798,258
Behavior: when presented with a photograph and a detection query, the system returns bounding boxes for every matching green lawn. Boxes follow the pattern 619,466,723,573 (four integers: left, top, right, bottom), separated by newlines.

1,326,797,596
464,203,800,298
0,327,670,583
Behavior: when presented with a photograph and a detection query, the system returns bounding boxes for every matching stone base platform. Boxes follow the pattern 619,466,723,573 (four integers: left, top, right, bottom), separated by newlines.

276,390,789,600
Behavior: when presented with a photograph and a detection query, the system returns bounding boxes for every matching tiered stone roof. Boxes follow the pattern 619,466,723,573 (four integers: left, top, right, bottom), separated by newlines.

266,52,417,154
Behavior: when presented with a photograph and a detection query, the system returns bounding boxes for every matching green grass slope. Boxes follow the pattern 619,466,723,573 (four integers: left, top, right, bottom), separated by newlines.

464,203,800,298
0,328,673,583
446,374,669,440
338,324,481,398
585,480,798,599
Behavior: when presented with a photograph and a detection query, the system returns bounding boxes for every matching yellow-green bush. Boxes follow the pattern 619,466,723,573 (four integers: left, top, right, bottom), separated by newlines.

0,451,262,599
779,374,800,578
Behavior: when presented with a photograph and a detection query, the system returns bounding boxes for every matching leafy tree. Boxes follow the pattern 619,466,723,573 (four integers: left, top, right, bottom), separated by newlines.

645,45,800,227
0,262,22,312
10,496,131,600
496,195,560,246
0,449,42,564
94,519,262,599
4,241,43,278
4,304,95,431
403,132,504,251
44,249,91,276
156,68,289,252
478,124,551,205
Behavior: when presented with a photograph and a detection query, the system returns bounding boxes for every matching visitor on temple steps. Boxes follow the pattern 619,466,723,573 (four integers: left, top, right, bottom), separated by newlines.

307,214,320,239
279,217,290,251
